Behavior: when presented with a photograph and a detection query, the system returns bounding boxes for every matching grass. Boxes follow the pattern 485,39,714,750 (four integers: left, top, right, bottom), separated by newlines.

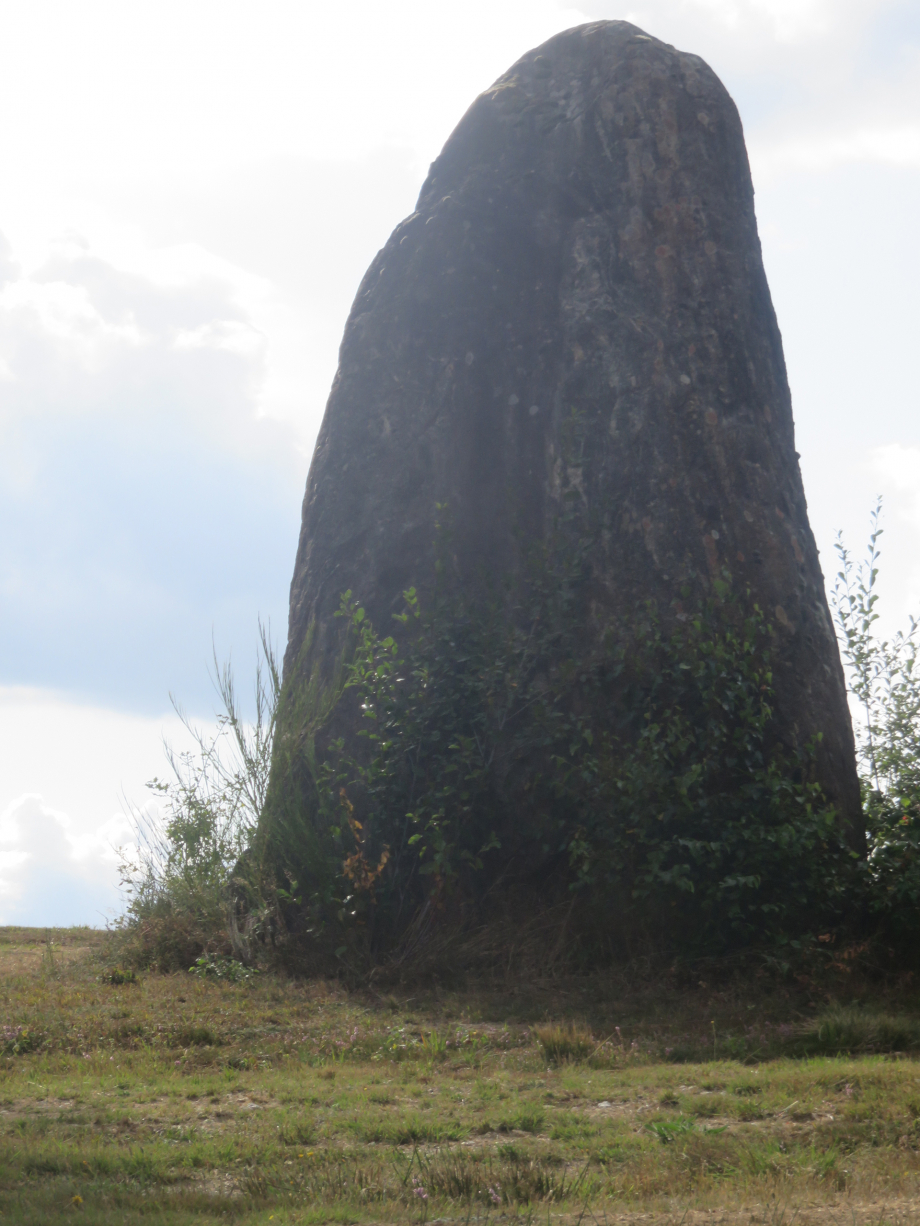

3,929,920,1222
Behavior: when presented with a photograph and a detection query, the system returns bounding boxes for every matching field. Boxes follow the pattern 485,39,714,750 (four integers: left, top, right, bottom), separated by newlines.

3,929,920,1224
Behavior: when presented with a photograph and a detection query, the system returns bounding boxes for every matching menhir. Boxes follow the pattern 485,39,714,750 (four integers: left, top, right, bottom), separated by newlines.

280,21,861,854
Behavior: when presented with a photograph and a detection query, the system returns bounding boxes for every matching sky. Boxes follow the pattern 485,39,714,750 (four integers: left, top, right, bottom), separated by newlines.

1,0,918,926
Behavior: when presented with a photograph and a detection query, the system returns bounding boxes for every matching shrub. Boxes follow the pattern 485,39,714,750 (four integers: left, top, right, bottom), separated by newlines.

267,549,856,961
100,967,137,985
115,899,226,974
189,953,258,983
2,1026,42,1056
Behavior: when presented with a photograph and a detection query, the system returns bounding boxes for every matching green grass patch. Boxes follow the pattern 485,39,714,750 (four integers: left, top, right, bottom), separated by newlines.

796,1006,920,1055
4,927,920,1223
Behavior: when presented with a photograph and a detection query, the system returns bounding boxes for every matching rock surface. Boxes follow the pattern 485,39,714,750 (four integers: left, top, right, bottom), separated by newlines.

283,21,861,842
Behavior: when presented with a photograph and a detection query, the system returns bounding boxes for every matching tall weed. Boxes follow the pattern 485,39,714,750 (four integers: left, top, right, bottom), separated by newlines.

116,624,281,969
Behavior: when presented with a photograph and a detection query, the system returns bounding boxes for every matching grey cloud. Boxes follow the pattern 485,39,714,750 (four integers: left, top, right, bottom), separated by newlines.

34,252,249,334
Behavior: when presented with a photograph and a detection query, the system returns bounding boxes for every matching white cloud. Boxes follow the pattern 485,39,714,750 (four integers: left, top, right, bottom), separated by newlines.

859,446,920,630
0,272,144,371
749,0,830,41
874,444,920,526
0,236,266,412
0,686,209,926
752,125,920,178
0,1,589,207
658,0,831,41
0,795,129,926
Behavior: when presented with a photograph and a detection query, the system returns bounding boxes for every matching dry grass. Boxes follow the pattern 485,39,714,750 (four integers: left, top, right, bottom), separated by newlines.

0,926,99,976
3,927,920,1224
534,1021,597,1065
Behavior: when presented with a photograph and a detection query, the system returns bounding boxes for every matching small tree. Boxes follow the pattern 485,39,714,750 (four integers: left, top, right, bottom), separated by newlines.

832,501,920,929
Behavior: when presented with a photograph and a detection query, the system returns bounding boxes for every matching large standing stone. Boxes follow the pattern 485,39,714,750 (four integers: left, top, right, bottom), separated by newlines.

283,21,861,844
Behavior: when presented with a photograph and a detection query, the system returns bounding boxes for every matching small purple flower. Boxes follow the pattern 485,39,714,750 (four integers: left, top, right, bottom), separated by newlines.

412,1175,428,1200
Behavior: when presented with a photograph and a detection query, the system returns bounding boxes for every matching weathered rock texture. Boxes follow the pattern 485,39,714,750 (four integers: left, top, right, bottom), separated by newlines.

284,21,861,841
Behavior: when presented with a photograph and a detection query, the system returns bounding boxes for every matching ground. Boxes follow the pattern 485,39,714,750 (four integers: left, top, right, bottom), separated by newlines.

2,927,920,1224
